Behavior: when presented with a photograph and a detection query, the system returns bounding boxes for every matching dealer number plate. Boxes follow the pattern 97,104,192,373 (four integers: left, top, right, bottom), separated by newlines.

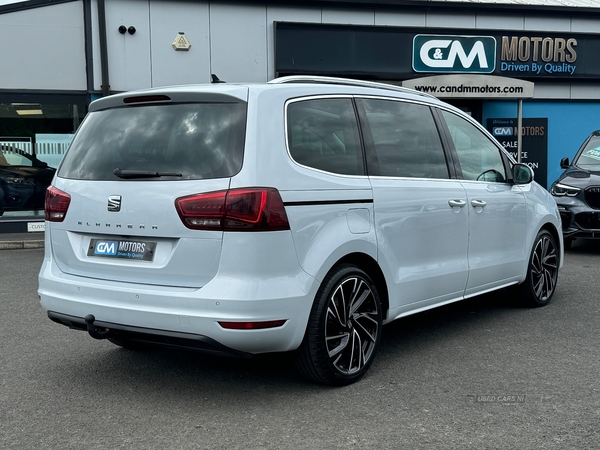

88,239,157,261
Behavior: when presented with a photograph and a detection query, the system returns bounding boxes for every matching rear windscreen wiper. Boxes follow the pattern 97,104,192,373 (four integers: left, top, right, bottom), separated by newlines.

113,169,183,179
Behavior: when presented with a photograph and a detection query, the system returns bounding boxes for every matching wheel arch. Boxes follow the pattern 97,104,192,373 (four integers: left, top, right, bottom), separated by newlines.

335,252,390,321
540,221,563,267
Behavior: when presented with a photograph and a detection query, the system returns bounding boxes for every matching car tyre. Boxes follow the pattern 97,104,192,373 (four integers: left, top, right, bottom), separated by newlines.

518,229,559,307
295,264,382,386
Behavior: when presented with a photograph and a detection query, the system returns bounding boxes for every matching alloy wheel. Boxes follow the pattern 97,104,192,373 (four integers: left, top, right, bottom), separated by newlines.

325,276,380,375
530,234,558,301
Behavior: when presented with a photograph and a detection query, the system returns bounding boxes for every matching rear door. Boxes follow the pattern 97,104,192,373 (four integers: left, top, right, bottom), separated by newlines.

358,97,469,313
49,91,247,288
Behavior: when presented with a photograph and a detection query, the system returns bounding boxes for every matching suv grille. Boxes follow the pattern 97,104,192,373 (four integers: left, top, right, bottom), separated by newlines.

584,187,600,209
574,212,600,230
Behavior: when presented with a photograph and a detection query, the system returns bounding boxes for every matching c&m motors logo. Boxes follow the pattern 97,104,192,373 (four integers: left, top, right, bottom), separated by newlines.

413,35,497,73
493,127,514,137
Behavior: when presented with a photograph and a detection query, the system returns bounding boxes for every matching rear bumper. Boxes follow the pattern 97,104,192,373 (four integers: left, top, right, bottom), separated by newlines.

38,242,319,354
48,311,252,357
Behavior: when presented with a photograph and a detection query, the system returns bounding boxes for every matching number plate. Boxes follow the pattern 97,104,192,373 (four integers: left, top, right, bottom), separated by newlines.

88,239,157,261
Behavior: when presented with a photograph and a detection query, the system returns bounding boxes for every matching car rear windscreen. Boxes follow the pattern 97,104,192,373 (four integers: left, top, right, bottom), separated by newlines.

58,102,246,180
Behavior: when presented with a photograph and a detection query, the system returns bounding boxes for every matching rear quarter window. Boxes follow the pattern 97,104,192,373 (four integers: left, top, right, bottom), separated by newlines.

58,102,246,180
286,98,364,176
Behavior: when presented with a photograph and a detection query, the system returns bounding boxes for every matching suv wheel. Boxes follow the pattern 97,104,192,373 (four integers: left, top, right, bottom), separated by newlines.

519,229,559,307
296,264,382,385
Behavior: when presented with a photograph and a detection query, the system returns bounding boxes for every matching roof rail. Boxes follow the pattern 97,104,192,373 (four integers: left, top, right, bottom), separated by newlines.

268,75,436,99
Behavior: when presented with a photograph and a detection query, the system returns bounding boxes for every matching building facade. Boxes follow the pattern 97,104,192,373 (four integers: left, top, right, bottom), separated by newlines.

2,0,600,231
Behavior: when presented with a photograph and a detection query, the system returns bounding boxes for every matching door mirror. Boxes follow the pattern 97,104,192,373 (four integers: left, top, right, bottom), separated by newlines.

560,157,570,169
513,164,533,184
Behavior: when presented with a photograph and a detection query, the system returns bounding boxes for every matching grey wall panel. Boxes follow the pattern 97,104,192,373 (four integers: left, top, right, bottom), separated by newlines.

375,11,426,27
476,14,525,30
150,2,210,87
209,3,267,83
525,16,571,32
0,2,86,90
321,8,374,25
534,83,571,99
103,0,152,92
571,17,600,32
267,6,322,80
571,83,600,100
426,13,476,29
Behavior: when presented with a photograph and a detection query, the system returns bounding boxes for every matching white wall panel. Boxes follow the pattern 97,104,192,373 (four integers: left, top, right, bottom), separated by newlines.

150,2,210,87
321,8,374,25
103,0,152,91
267,6,322,80
209,3,267,83
0,2,86,90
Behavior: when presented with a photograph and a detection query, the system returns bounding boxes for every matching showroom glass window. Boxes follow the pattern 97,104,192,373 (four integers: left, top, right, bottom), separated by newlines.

359,98,449,179
440,110,507,182
0,99,87,217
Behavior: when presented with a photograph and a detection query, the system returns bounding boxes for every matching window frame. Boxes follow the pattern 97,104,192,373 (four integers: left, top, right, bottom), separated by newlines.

432,106,515,184
355,96,452,180
284,95,368,177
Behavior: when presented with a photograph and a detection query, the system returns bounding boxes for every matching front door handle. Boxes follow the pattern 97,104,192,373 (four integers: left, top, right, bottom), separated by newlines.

448,200,467,208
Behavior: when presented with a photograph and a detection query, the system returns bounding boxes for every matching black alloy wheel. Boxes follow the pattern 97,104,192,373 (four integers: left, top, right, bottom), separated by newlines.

296,264,382,386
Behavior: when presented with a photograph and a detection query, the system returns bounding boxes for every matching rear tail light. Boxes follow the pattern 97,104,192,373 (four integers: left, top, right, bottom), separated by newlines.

175,187,290,231
45,186,71,222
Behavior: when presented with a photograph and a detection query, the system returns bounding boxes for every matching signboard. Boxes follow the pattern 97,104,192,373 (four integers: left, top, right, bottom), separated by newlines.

275,23,600,80
402,75,534,98
487,118,548,188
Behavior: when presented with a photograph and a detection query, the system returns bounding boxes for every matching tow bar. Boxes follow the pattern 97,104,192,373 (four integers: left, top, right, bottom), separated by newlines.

84,314,112,340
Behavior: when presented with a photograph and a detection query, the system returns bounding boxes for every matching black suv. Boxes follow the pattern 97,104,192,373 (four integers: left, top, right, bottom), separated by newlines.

551,130,600,248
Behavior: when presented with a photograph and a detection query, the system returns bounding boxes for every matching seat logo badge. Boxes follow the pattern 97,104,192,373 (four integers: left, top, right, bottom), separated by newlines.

108,195,122,212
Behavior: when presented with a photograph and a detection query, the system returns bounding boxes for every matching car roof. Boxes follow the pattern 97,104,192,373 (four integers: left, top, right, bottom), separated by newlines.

89,76,448,112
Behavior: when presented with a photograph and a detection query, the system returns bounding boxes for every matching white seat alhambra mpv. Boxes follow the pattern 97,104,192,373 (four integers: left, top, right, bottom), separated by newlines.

39,76,562,385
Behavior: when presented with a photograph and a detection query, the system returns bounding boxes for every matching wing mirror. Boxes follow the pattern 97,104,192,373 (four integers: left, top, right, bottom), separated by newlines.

560,157,570,169
513,164,533,184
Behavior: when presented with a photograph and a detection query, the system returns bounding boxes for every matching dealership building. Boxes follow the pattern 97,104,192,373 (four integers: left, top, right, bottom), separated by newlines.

2,0,600,232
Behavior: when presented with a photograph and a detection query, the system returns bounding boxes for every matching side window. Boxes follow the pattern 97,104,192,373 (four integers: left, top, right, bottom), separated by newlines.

440,110,507,182
360,98,448,179
287,98,364,176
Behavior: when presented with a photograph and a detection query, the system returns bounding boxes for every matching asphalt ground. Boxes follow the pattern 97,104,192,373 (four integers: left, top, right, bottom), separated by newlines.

1,239,599,449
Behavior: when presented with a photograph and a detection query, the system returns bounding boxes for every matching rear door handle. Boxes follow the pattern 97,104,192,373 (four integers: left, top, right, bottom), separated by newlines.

471,199,487,208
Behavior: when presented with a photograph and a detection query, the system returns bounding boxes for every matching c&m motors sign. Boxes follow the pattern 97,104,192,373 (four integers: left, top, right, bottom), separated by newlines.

413,35,497,74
